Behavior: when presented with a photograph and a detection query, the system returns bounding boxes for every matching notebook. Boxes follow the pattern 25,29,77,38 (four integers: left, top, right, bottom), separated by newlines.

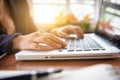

15,0,120,60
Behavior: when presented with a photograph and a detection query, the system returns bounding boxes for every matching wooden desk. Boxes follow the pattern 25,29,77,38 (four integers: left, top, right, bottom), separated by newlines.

0,54,120,73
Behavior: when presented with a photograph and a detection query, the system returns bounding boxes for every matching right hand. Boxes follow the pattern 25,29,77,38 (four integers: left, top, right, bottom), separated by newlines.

12,31,67,51
50,25,84,39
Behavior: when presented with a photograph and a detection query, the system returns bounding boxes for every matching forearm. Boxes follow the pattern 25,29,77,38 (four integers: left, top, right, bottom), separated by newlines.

0,33,20,54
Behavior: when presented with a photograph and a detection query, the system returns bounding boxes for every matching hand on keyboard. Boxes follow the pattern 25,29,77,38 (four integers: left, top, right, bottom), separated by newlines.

50,25,84,39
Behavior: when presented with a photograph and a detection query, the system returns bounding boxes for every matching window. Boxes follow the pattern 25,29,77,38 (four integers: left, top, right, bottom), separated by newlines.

32,0,95,24
106,0,120,4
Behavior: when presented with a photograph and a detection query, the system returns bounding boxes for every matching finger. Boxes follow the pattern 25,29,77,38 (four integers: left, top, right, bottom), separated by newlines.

58,31,70,39
73,28,81,38
43,38,62,49
64,25,81,38
77,27,84,38
72,27,84,39
32,36,63,49
48,35,67,47
28,43,54,51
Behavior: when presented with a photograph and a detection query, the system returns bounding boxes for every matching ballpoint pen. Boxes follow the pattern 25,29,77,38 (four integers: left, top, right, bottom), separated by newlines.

36,68,62,78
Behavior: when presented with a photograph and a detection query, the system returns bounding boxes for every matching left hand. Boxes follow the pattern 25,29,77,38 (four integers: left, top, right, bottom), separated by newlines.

50,25,84,39
12,31,67,51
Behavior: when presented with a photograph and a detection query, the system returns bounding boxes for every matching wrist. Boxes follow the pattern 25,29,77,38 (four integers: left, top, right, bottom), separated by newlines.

12,35,23,51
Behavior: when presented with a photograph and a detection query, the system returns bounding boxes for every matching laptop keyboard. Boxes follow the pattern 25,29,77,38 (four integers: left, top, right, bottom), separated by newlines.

59,35,106,52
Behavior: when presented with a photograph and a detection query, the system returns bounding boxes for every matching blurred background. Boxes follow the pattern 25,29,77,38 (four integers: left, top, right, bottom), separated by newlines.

28,0,120,32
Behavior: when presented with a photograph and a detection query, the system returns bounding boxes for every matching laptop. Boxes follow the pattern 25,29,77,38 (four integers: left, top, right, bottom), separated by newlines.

15,0,120,60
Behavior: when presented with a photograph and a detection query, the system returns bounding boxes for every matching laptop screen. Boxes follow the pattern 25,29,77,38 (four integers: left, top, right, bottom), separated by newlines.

95,0,120,48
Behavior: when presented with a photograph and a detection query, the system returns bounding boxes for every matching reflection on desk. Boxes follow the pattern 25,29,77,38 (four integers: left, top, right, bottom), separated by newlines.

0,54,120,75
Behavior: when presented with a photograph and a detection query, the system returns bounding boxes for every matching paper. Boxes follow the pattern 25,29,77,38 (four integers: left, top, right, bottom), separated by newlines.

39,64,120,80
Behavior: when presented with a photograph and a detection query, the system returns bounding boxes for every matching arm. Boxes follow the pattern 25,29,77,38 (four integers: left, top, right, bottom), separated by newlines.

0,0,66,55
0,31,67,54
0,33,20,54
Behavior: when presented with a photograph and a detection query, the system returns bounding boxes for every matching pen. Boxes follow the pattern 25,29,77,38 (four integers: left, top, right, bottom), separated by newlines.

36,68,62,78
0,69,62,80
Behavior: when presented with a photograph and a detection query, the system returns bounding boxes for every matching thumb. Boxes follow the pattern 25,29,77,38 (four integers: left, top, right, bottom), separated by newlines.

27,43,54,50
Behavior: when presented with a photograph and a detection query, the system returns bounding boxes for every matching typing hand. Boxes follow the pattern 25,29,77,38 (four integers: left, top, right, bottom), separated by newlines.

50,25,84,39
12,31,67,51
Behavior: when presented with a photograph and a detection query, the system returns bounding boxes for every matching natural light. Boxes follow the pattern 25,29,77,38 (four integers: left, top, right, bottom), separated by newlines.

32,0,66,24
32,0,94,24
33,5,64,24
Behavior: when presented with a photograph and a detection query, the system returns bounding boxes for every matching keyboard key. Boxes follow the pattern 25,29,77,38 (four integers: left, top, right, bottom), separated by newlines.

101,48,106,50
67,47,74,52
92,48,100,51
76,47,83,51
58,49,63,52
84,48,91,51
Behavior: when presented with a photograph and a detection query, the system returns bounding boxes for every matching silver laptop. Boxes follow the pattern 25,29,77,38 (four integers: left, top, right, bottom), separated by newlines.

15,0,120,60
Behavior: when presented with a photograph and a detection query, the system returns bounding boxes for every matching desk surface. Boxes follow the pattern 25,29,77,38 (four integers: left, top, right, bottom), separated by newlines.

0,54,120,73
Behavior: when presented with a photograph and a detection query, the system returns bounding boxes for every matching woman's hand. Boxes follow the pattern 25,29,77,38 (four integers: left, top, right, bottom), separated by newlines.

12,31,67,51
50,25,84,39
